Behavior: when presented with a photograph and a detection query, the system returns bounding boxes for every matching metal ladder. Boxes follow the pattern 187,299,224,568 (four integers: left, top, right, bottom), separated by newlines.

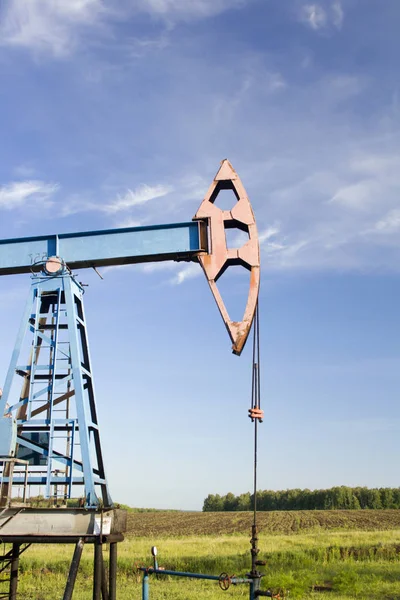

0,543,30,600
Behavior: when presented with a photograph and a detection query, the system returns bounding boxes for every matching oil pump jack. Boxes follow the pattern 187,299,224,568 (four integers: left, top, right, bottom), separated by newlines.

0,160,261,600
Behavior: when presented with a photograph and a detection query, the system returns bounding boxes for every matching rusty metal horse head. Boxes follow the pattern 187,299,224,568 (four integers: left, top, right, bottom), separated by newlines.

194,160,260,355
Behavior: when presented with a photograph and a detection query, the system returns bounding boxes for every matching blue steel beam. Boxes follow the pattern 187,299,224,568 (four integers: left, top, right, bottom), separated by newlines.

0,221,207,276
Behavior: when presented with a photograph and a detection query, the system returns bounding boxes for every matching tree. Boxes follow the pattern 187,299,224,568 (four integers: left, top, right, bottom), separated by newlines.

380,488,394,509
223,492,238,511
203,486,398,512
237,493,251,511
367,489,382,510
203,494,224,512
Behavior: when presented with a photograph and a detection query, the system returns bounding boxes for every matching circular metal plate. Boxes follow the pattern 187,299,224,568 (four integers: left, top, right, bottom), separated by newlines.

45,256,63,274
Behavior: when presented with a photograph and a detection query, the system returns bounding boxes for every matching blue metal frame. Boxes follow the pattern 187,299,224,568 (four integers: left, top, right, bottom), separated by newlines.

0,268,112,507
0,219,208,508
0,222,206,276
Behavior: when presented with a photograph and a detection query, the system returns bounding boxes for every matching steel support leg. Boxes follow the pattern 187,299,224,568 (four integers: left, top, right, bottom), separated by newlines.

9,544,20,600
109,543,117,600
0,461,15,508
101,551,109,600
249,580,255,600
63,538,85,600
93,542,102,600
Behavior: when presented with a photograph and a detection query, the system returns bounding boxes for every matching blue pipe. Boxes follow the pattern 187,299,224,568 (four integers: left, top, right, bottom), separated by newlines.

139,567,251,584
142,573,149,600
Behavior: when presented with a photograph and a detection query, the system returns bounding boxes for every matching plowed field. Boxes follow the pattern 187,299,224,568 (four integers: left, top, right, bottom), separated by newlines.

126,509,400,537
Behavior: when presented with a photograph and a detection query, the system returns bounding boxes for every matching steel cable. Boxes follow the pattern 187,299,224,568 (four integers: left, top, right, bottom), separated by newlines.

250,301,261,574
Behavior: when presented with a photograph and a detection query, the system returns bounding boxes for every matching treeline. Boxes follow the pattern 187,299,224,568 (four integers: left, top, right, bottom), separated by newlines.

203,487,400,512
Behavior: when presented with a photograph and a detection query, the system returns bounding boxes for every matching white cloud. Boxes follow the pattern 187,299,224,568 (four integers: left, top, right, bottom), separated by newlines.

300,4,327,30
87,142,400,276
329,180,380,210
136,0,245,21
0,0,105,57
171,262,201,285
259,226,287,257
104,184,173,213
142,262,177,274
139,261,202,286
300,2,344,31
0,0,246,56
60,196,98,217
261,236,311,270
0,5,395,280
351,154,400,180
128,34,170,59
60,174,202,219
0,180,59,209
248,141,400,272
332,1,344,29
258,225,280,245
328,152,400,215
374,209,400,233
178,175,208,203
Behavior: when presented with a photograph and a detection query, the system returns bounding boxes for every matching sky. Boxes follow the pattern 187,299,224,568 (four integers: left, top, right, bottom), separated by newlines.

0,0,399,510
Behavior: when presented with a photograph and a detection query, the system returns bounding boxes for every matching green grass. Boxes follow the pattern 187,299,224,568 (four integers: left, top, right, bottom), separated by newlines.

5,527,400,599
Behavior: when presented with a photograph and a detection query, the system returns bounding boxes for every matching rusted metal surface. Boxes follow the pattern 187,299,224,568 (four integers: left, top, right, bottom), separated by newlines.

193,159,260,355
248,407,264,422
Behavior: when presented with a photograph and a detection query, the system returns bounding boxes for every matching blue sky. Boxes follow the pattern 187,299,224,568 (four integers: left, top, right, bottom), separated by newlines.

0,0,399,510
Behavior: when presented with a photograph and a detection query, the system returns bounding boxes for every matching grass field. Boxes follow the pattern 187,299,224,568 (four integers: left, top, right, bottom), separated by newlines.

5,510,400,599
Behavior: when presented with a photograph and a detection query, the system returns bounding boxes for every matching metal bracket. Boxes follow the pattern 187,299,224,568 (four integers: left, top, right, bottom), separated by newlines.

193,159,260,355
